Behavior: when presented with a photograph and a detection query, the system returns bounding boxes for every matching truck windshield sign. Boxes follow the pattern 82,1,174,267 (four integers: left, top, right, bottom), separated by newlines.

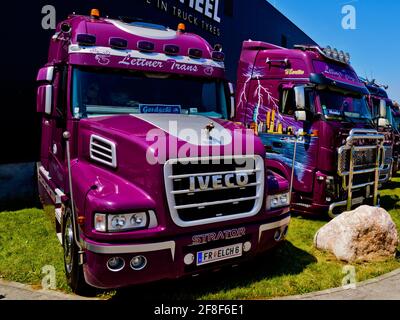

313,60,358,84
140,104,182,114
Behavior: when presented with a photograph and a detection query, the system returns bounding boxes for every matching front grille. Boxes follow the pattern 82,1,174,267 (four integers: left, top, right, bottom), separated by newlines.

339,148,378,173
164,156,264,227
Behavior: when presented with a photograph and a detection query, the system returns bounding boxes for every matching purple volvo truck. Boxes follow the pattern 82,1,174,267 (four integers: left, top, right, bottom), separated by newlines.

235,41,384,218
391,102,400,174
362,80,396,180
36,11,290,293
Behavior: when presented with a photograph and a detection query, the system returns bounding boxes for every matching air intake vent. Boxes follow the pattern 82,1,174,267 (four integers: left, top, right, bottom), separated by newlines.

90,135,117,168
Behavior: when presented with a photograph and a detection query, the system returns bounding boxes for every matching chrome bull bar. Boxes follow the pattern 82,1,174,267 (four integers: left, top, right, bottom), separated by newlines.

333,129,385,216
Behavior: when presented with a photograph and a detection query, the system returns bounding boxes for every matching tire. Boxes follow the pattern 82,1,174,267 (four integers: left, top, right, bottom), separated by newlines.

62,206,92,295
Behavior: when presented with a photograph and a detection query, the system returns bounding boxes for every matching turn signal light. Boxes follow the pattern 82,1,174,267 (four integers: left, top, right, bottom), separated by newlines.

177,23,186,32
91,9,100,18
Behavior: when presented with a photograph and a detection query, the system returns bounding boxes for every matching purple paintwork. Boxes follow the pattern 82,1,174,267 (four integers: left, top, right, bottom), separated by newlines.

36,15,291,290
235,40,377,216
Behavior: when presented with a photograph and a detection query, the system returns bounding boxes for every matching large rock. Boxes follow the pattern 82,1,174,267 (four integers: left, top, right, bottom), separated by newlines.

314,206,399,262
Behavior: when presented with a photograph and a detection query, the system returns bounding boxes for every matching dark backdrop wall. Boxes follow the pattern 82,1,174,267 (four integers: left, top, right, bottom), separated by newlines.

0,0,316,165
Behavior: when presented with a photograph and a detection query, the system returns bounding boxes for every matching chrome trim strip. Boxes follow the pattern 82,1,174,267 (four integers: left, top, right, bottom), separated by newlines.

171,182,261,195
174,196,259,210
169,169,261,180
90,135,117,169
83,240,176,260
258,216,291,242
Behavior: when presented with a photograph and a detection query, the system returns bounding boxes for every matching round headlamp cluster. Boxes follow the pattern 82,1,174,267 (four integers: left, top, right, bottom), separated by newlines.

266,193,290,210
95,212,148,232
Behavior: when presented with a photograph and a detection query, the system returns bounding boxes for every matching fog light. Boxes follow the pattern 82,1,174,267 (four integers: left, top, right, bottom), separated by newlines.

184,253,195,265
243,241,252,252
130,256,147,271
107,257,125,272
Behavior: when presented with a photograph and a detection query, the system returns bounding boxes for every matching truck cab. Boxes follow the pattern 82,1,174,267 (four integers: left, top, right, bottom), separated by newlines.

390,102,400,174
363,81,395,181
235,41,384,218
36,11,290,293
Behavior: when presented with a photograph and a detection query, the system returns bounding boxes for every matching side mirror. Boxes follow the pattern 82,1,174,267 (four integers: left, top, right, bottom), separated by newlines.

294,110,307,122
294,86,306,110
378,117,389,128
227,82,235,120
380,99,387,118
37,85,53,114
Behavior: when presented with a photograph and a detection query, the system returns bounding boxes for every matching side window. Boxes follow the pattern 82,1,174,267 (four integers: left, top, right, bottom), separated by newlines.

280,89,296,116
280,87,315,117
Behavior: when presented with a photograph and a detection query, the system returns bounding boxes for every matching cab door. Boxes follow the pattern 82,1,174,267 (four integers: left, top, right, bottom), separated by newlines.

47,66,68,191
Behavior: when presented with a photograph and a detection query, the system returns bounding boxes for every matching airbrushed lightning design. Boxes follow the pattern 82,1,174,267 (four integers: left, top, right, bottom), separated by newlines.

237,65,279,124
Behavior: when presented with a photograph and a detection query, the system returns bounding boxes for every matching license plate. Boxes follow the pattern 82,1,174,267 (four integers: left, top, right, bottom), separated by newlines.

196,243,243,266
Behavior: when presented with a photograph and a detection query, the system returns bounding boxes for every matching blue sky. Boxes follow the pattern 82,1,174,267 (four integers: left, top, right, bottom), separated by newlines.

268,0,400,102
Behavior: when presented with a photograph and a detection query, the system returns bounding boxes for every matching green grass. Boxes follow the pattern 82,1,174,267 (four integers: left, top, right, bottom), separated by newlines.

0,206,70,292
0,177,399,299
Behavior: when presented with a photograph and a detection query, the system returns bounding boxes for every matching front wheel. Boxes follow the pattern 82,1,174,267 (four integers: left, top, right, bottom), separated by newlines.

62,206,91,295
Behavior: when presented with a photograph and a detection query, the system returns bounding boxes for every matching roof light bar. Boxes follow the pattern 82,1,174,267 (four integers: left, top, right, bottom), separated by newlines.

295,44,351,64
322,45,351,64
76,34,96,46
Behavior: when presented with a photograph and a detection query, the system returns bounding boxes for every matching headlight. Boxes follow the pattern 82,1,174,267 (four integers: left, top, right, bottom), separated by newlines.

94,212,148,232
266,193,290,210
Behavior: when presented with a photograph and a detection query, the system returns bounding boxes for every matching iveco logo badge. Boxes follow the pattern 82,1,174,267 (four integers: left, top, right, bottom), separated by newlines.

189,173,249,192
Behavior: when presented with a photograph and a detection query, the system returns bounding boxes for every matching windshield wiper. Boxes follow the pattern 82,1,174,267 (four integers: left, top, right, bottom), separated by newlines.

342,112,357,125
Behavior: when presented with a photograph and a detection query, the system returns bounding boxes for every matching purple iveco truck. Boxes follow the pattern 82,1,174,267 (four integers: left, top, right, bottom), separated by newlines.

362,80,396,180
235,41,384,218
36,11,290,293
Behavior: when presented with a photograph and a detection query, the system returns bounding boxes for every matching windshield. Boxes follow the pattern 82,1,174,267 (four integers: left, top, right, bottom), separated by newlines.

394,116,400,131
318,89,372,122
72,68,228,119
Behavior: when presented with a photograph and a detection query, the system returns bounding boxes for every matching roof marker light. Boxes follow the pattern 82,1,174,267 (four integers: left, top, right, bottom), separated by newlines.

188,48,203,59
76,34,96,46
177,23,186,32
90,9,100,18
110,37,128,49
137,40,155,52
212,51,225,62
164,44,180,55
